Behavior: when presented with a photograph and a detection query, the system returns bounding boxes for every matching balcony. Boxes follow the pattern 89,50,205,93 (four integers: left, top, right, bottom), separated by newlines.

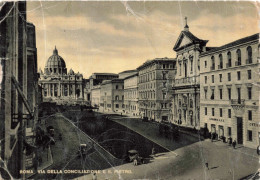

235,61,241,66
172,76,200,89
246,58,252,64
231,99,245,106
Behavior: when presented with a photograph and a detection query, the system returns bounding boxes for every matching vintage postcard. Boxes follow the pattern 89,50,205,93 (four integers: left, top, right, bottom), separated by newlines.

0,1,259,179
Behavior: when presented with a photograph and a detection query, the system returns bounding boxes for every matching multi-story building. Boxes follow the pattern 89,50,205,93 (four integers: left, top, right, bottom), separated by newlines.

137,57,176,122
124,73,139,116
91,85,101,108
39,47,86,105
118,70,138,79
172,20,208,128
0,2,39,178
89,73,119,89
200,33,259,149
100,79,124,112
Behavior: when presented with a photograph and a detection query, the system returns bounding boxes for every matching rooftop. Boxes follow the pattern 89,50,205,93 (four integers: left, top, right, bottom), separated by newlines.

201,33,259,56
137,57,176,70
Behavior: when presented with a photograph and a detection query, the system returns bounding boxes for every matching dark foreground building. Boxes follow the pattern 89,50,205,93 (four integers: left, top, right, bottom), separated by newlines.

0,2,39,178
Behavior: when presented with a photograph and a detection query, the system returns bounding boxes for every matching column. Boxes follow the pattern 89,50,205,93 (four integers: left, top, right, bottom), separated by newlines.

80,84,83,98
52,84,54,97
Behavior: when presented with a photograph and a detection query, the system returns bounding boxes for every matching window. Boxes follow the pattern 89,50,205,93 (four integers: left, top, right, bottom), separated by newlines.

228,88,231,100
163,92,167,99
210,89,215,100
248,70,251,79
204,89,207,99
205,107,207,115
212,108,215,116
247,130,252,141
211,56,215,70
190,56,193,72
236,49,241,66
122,95,124,100
228,73,231,81
247,46,252,64
220,108,223,117
212,75,214,83
248,110,252,120
205,76,207,84
205,61,207,68
228,127,232,136
115,104,119,108
248,87,252,99
219,89,223,99
116,85,118,89
227,51,232,67
179,63,182,76
219,74,222,82
237,71,241,80
219,54,223,69
163,82,167,88
228,109,231,118
162,72,167,80
115,95,119,100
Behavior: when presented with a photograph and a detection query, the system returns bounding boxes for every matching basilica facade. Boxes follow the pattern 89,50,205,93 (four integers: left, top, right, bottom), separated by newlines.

39,47,85,105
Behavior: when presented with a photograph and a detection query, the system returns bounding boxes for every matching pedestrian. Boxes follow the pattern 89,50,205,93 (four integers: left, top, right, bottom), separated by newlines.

151,147,156,157
257,145,260,155
232,139,237,149
205,162,209,170
92,173,97,180
133,158,138,166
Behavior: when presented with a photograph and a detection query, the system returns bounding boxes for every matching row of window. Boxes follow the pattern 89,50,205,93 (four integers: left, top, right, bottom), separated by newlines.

203,86,252,100
204,70,252,84
178,56,194,77
206,46,253,70
115,95,124,101
115,85,124,89
139,82,156,90
139,71,169,83
205,107,253,120
125,90,138,99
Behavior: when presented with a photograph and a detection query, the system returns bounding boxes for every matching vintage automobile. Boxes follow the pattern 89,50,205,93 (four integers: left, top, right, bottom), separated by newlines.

159,121,179,140
125,150,145,165
77,144,87,157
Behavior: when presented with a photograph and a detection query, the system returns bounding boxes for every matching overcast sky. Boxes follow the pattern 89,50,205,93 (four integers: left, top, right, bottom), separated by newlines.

27,1,258,78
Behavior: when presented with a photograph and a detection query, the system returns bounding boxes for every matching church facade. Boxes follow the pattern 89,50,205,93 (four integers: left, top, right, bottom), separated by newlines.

172,19,208,129
39,47,85,105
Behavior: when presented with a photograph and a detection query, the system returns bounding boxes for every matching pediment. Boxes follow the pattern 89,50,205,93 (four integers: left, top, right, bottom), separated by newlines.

173,33,192,51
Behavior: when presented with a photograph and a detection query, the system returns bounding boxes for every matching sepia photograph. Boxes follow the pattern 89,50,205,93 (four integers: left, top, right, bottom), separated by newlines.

0,1,259,179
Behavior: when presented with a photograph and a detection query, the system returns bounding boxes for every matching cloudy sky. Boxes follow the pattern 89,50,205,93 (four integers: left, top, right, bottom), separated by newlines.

27,1,258,78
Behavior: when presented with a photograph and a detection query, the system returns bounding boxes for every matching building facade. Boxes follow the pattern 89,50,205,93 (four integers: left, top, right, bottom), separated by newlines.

100,79,124,112
118,70,138,79
0,2,39,178
137,58,176,122
89,73,119,90
39,47,85,105
124,73,139,116
91,85,101,108
172,21,208,128
200,33,259,149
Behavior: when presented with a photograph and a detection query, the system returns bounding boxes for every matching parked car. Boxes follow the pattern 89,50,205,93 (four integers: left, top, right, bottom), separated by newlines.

125,150,145,164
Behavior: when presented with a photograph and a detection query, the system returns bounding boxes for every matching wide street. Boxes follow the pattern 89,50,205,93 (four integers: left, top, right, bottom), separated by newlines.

35,110,259,180
77,113,259,180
